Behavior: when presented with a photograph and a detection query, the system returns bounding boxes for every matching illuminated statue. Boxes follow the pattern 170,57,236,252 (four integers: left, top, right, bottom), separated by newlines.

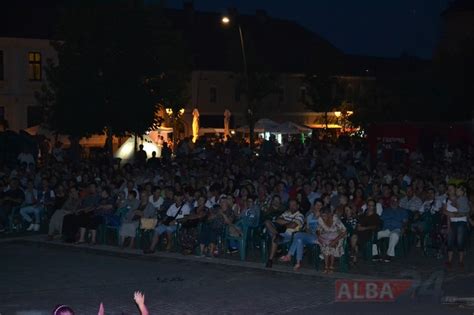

192,108,199,143
224,109,231,140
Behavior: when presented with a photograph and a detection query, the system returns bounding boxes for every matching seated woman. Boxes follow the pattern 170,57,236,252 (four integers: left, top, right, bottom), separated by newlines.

341,205,358,235
199,196,235,257
317,206,347,274
179,195,208,255
119,192,149,249
48,186,81,240
76,187,115,245
350,199,380,265
279,198,323,271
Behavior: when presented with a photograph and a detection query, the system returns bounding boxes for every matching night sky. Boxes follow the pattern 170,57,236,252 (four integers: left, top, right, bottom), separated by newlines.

168,0,451,59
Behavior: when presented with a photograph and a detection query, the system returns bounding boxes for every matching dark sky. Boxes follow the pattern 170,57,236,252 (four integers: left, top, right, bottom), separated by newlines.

167,0,451,59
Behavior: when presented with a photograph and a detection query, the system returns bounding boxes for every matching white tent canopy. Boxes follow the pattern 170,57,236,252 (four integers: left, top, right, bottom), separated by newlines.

236,118,280,133
277,121,312,134
236,119,312,134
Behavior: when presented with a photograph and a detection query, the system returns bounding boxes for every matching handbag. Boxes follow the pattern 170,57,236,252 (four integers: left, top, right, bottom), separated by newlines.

162,203,185,226
180,215,204,228
140,218,158,230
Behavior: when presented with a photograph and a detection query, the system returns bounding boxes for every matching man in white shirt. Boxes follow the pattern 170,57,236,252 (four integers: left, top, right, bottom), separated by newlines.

148,187,163,210
144,191,191,253
264,199,304,268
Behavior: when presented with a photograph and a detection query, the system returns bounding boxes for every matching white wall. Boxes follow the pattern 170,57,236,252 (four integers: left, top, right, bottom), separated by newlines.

0,37,57,131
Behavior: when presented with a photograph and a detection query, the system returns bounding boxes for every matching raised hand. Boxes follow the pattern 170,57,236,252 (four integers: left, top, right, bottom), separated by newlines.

98,302,105,315
134,291,149,315
134,291,145,306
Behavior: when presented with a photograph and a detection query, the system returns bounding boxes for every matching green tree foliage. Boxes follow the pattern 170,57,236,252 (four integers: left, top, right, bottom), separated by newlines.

38,2,190,142
244,71,279,146
303,73,342,129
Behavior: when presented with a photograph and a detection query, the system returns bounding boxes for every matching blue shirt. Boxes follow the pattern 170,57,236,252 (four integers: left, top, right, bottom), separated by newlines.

380,207,408,230
306,212,319,235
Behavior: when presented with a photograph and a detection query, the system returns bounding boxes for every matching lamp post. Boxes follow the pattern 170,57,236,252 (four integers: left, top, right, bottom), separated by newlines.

221,16,248,80
222,16,254,148
166,107,185,153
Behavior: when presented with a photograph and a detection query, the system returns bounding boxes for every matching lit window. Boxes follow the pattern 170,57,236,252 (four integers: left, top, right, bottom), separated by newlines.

28,52,42,81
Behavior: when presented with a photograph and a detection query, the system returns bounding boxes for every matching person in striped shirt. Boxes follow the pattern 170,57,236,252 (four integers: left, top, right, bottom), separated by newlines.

264,198,304,268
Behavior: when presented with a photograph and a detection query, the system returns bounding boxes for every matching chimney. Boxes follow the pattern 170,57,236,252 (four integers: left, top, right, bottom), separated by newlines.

256,9,267,23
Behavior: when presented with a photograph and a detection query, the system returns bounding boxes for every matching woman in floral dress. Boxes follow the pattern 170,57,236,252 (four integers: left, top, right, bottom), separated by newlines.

317,206,347,273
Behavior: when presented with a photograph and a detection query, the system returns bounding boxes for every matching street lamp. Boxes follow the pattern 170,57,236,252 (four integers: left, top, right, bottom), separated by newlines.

221,16,230,24
222,15,253,146
221,16,248,80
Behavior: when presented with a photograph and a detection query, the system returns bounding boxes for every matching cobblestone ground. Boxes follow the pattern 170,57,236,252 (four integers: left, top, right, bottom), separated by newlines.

1,241,473,315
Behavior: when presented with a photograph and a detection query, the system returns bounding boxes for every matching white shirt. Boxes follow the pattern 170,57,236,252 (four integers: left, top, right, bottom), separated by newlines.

123,188,140,200
166,202,191,220
18,153,35,166
149,195,164,209
418,199,441,214
307,191,321,206
445,199,467,223
205,196,218,208
361,202,383,216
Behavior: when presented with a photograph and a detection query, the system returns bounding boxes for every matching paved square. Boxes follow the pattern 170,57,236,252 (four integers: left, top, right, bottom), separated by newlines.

1,242,472,314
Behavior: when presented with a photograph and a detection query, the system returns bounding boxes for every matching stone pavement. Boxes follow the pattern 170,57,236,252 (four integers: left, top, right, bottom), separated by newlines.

1,235,473,314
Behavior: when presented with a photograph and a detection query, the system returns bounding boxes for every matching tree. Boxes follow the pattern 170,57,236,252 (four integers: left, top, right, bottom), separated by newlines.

303,73,341,129
37,2,190,155
240,71,279,148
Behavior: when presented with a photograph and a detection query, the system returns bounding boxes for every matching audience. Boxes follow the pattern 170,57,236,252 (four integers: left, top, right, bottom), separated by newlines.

0,133,472,275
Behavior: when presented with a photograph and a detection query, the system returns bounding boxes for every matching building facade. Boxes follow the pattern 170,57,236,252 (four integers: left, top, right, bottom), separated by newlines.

0,37,56,131
0,2,376,138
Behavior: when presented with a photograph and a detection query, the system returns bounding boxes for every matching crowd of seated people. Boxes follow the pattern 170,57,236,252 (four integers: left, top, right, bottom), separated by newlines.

0,134,473,273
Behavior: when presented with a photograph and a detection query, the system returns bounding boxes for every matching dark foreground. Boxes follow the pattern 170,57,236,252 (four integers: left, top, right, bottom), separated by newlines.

1,241,472,315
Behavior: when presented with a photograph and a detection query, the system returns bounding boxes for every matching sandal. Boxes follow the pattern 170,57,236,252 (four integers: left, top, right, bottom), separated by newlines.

279,255,291,263
293,263,301,271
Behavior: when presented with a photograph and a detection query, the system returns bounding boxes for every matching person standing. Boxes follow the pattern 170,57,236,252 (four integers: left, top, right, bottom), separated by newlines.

443,185,470,270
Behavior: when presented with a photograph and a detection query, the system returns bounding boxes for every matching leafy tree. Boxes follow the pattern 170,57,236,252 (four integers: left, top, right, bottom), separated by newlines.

303,73,341,129
38,2,190,155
